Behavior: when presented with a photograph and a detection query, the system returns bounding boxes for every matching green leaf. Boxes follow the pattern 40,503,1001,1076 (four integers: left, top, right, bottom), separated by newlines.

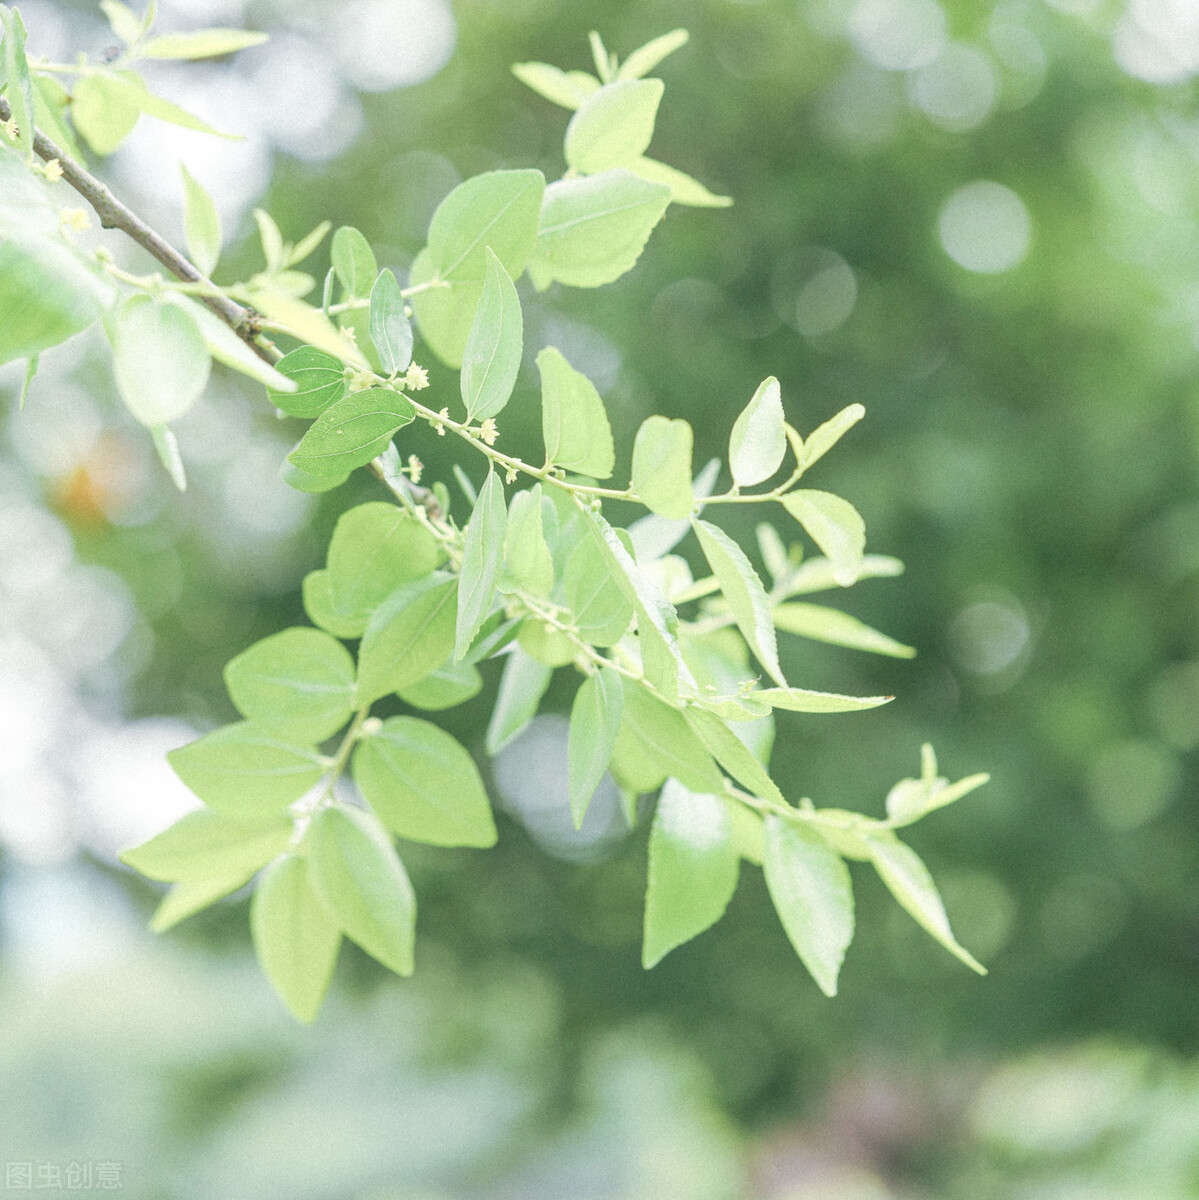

568,666,624,827
287,220,332,269
100,0,143,46
139,28,268,59
537,346,615,478
150,424,187,491
287,388,414,478
618,28,690,79
31,73,85,161
627,458,721,561
528,169,672,289
692,518,784,686
250,288,369,366
303,570,365,639
511,61,590,109
307,806,416,976
267,345,346,418
683,707,785,806
180,163,221,276
150,869,257,933
643,778,739,967
565,79,664,175
782,554,904,597
410,169,544,367
799,403,865,473
120,808,292,881
331,225,377,298
461,247,522,422
254,208,284,272
618,681,725,795
885,747,989,826
111,294,211,426
748,687,891,713
563,528,634,646
626,156,732,208
862,830,986,974
281,457,346,494
773,602,915,658
633,416,693,520
395,658,483,711
18,353,36,410
369,268,413,375
70,72,140,155
727,797,765,865
251,853,341,1023
0,234,107,365
780,490,866,587
327,501,441,629
503,485,554,595
455,469,507,661
485,647,552,754
356,573,459,705
730,376,786,487
1,6,35,160
164,292,294,393
168,722,324,825
588,30,614,82
224,627,356,744
354,716,496,848
763,815,854,996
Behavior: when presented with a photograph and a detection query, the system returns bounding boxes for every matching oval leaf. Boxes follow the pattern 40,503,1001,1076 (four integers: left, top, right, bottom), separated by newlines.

773,602,915,658
455,469,507,661
180,163,221,277
730,376,786,487
121,808,292,882
287,388,414,478
633,416,694,520
461,248,522,422
369,268,414,375
331,226,378,299
565,79,664,174
484,647,552,755
780,490,866,587
537,346,615,479
619,680,725,795
503,485,554,596
111,294,211,426
568,666,624,828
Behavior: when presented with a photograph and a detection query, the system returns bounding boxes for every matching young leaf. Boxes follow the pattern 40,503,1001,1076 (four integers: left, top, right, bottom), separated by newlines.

107,69,241,139
643,778,739,968
111,294,211,426
564,78,664,175
139,28,268,59
180,163,221,277
31,73,85,161
632,416,693,519
563,529,634,646
356,574,459,705
862,831,986,974
287,388,414,478
255,208,285,272
528,170,672,289
18,354,37,411
618,28,690,79
224,627,356,744
568,666,624,827
782,554,904,597
537,346,615,479
619,681,725,795
267,346,346,418
503,485,554,596
485,647,553,754
167,723,325,826
773,602,915,658
303,569,367,639
780,490,866,587
1,6,35,160
455,469,507,661
100,0,143,46
684,707,785,806
763,815,854,997
287,220,332,268
626,156,732,208
120,808,292,882
150,869,258,933
330,225,377,298
150,425,186,491
799,403,865,473
70,72,141,155
307,805,417,976
395,658,483,711
511,61,590,109
353,716,496,848
730,377,786,487
692,518,784,686
748,687,891,713
885,748,990,826
460,248,522,422
627,458,721,561
251,854,341,1024
365,268,413,375
327,502,441,624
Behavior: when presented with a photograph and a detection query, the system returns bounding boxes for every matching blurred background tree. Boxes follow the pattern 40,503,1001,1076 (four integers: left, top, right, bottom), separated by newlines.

2,0,1198,1196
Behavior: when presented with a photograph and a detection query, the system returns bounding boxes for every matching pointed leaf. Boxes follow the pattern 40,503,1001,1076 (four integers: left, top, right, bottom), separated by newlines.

503,485,554,595
368,268,413,375
773,602,915,658
267,345,346,418
627,458,721,561
693,518,784,686
511,61,589,108
121,808,292,882
618,28,690,79
564,529,634,646
150,869,257,933
626,156,732,208
633,416,693,519
537,346,614,479
730,376,786,488
150,424,187,491
799,403,865,473
330,225,377,298
111,294,210,426
749,687,891,713
395,658,483,711
684,707,785,805
287,388,414,478
307,805,416,976
100,1,143,45
180,163,221,276
461,248,522,421
885,762,990,827
780,490,866,587
763,815,854,996
356,574,459,705
250,289,369,366
224,627,356,744
568,666,624,827
455,469,507,660
251,854,341,1023
619,681,724,795
353,716,496,848
485,647,552,755
1,7,35,160
643,778,738,967
139,28,268,59
782,554,904,597
565,79,664,174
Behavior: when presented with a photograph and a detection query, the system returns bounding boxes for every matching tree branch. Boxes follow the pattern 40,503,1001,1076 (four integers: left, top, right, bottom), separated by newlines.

0,94,265,359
